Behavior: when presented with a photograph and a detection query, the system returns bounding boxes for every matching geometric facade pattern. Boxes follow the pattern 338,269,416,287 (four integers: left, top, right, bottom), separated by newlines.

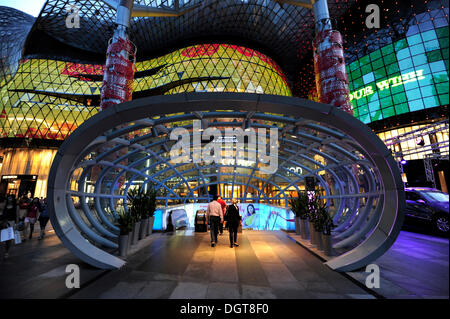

0,42,290,140
0,6,34,86
33,0,354,93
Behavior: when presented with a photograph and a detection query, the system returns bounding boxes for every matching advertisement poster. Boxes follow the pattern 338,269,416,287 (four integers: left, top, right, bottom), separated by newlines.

154,203,294,231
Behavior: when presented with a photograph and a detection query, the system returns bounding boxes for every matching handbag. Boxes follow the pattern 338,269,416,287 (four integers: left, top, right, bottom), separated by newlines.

14,230,22,244
1,226,14,242
16,221,25,231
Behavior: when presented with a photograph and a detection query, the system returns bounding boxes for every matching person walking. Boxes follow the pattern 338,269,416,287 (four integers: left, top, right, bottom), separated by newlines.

216,196,227,235
38,198,49,240
166,211,174,232
206,195,223,247
224,199,242,248
1,195,18,258
18,195,30,220
25,197,41,240
0,195,6,212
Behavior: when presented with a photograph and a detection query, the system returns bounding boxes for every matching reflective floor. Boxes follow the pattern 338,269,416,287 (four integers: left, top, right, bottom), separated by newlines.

69,230,374,299
0,229,448,299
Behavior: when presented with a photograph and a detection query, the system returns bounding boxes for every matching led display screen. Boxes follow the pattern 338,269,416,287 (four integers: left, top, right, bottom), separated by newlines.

347,26,449,124
154,203,295,231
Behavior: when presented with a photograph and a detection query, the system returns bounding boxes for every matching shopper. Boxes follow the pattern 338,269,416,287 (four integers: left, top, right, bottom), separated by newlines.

166,211,174,232
38,198,49,240
206,195,223,247
0,194,6,212
25,197,41,240
217,196,227,235
2,195,17,229
18,195,30,221
1,195,18,258
224,198,242,248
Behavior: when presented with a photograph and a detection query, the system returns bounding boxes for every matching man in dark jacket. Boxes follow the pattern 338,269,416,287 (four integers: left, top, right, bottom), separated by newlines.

224,198,242,248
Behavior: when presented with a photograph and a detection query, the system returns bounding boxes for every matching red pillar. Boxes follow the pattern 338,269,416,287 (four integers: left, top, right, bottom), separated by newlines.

313,29,352,115
312,0,352,115
100,0,136,110
100,38,136,110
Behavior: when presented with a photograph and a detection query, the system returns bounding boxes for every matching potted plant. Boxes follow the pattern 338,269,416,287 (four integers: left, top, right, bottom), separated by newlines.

138,184,157,239
320,204,335,256
314,197,334,255
288,191,309,239
146,185,157,236
139,210,149,240
312,195,329,252
307,192,318,246
116,207,132,257
127,187,142,245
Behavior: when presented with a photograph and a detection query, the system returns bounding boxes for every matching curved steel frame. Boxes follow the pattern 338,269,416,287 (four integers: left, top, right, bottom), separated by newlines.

47,92,405,271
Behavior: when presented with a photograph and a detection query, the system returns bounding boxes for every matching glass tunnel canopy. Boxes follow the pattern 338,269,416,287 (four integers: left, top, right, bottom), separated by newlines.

47,92,405,272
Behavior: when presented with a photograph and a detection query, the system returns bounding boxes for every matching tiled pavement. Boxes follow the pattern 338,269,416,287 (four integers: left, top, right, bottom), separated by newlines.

0,229,447,299
344,231,449,299
68,231,375,299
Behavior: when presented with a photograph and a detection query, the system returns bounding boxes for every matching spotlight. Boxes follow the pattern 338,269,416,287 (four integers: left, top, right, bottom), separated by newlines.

400,158,407,165
416,136,425,146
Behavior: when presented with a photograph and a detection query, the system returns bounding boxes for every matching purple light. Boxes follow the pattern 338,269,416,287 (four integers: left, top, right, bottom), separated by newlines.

400,159,407,165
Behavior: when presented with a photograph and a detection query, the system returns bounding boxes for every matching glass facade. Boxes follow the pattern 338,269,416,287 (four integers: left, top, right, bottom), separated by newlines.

0,43,291,140
347,25,449,124
378,121,449,161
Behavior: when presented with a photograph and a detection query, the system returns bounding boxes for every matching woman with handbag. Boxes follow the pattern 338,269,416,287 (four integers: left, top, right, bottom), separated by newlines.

24,197,41,240
224,198,242,248
38,198,49,240
1,195,18,258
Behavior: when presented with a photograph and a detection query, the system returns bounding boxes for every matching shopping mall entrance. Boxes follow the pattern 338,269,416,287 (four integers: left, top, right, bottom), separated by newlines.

47,93,405,271
0,174,37,198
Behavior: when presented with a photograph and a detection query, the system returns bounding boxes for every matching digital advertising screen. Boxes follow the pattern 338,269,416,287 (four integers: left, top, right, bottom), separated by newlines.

154,203,295,231
347,26,449,124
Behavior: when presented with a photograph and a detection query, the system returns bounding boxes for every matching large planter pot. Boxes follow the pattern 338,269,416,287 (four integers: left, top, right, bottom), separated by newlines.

322,233,333,256
128,223,134,250
300,218,308,239
139,218,148,240
316,231,324,251
119,234,129,257
147,216,155,236
294,217,301,235
132,221,141,245
308,221,316,246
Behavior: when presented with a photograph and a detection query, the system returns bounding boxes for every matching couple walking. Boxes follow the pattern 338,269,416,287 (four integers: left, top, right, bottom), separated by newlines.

206,195,242,248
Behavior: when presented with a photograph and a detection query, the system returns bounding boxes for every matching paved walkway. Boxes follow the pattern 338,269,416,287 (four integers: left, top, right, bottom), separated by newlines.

69,231,374,299
0,229,447,299
345,231,449,299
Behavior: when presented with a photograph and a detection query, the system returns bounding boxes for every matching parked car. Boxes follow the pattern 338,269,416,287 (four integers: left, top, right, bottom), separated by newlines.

404,187,449,235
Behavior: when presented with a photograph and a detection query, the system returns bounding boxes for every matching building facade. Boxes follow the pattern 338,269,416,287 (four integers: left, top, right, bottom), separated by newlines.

0,0,448,199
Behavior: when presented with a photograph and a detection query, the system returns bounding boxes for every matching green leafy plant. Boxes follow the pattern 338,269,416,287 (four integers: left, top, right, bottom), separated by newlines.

116,207,133,235
127,187,143,222
127,184,158,221
311,194,335,234
288,191,309,219
141,184,158,218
